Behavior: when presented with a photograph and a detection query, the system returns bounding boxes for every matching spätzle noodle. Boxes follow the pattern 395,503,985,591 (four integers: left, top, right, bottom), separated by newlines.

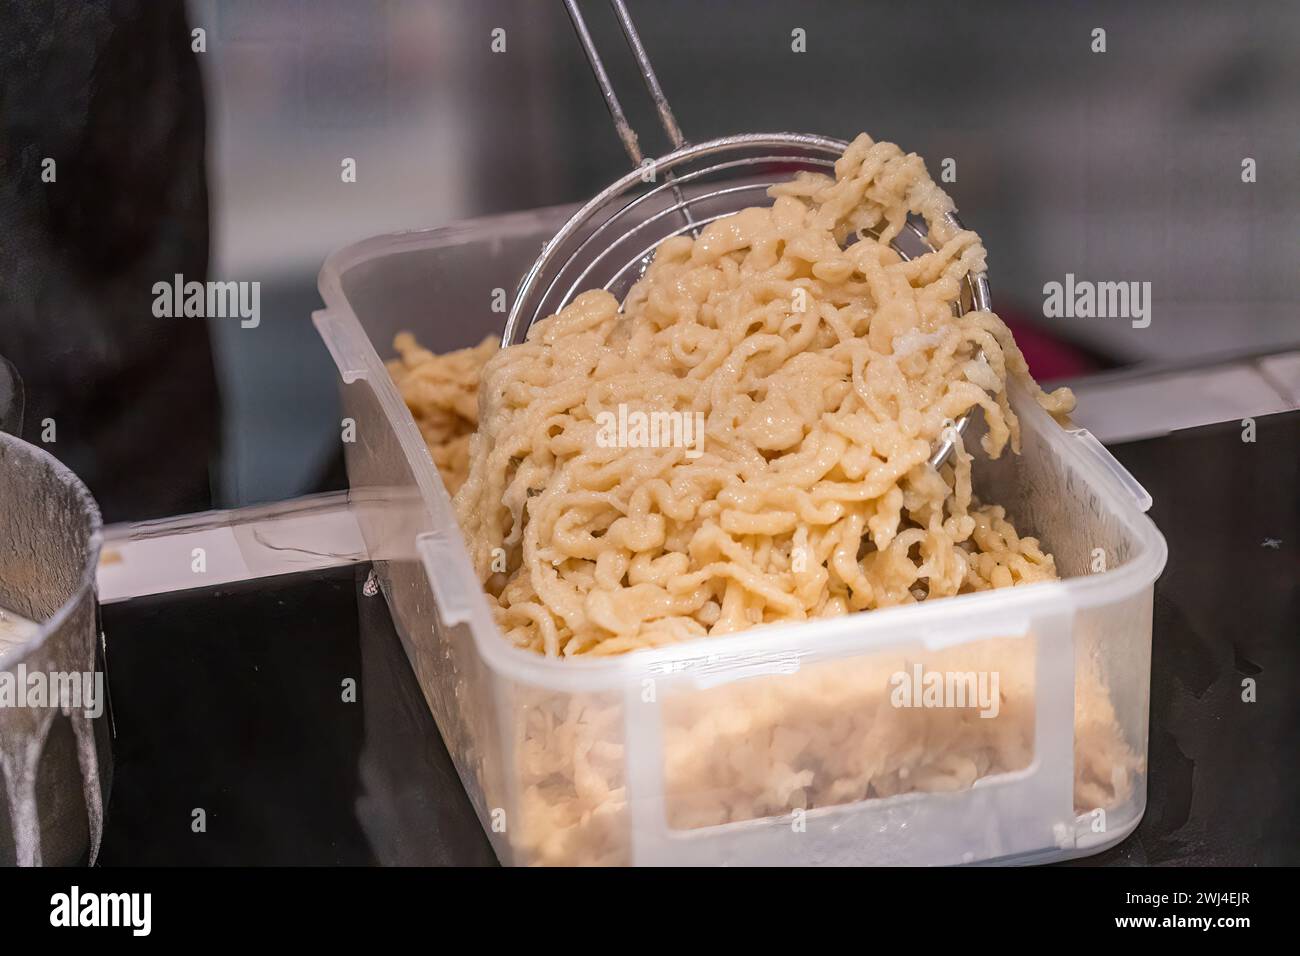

387,332,497,494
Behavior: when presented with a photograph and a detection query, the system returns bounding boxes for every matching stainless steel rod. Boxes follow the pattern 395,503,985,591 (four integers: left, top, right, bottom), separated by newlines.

564,0,642,164
611,0,686,149
609,0,696,232
564,0,697,234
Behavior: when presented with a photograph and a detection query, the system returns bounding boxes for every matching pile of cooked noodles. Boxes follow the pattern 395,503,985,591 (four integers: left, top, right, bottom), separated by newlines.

390,134,1140,863
451,133,1073,657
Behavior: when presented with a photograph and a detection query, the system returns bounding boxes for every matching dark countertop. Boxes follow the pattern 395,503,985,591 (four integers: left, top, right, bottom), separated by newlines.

98,563,494,865
97,411,1299,866
1065,410,1298,866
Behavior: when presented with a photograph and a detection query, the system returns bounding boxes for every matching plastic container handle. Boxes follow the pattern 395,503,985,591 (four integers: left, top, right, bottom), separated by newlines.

312,309,372,384
1066,427,1153,513
416,530,481,628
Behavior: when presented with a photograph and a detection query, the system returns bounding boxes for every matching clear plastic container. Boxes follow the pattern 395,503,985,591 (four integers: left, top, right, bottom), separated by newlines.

314,208,1168,866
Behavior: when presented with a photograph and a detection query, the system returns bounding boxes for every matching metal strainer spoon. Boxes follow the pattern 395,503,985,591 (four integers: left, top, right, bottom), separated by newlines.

504,0,982,469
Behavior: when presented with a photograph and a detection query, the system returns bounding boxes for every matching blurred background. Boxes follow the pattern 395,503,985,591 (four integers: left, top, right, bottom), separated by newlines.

2,0,1297,521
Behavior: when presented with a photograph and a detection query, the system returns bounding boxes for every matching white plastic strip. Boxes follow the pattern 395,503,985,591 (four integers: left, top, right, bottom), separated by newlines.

98,493,366,603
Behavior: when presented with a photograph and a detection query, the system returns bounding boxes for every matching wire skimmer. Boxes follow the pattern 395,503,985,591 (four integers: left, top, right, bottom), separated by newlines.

503,0,984,469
